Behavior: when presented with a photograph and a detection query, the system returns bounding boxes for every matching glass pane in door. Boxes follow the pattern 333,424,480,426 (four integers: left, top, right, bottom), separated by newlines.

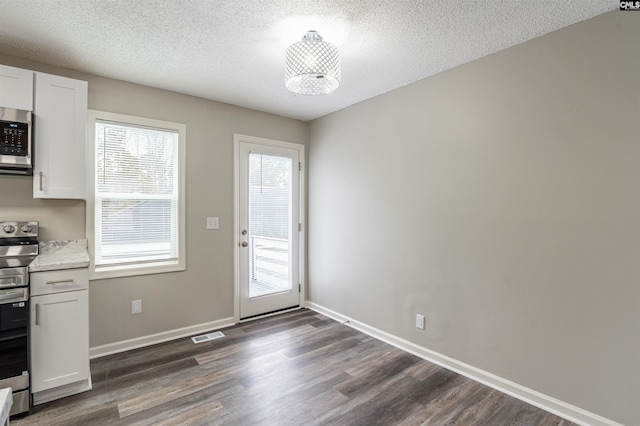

248,153,292,298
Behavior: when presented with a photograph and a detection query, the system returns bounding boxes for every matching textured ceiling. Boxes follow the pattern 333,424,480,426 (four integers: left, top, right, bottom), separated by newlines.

0,1,615,121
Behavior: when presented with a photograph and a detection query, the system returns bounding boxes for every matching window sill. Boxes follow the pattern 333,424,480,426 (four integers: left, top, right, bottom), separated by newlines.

90,260,185,280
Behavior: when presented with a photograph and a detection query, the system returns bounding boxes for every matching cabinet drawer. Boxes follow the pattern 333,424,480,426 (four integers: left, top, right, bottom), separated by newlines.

30,268,88,296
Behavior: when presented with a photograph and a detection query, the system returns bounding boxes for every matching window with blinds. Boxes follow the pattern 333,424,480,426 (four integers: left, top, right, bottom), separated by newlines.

89,111,185,278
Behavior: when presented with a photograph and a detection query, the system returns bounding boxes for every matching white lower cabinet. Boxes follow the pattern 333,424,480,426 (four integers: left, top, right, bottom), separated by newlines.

30,268,91,404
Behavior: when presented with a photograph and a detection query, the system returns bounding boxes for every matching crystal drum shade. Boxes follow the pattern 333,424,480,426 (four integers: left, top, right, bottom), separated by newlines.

285,31,340,95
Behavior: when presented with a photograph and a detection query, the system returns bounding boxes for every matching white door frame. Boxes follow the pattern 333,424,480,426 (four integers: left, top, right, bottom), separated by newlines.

233,134,305,322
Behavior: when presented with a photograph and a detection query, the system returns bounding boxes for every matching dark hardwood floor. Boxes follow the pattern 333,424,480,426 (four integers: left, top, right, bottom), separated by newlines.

15,309,575,425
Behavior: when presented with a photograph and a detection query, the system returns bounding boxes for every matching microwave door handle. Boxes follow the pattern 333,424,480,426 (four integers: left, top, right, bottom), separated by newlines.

39,171,43,191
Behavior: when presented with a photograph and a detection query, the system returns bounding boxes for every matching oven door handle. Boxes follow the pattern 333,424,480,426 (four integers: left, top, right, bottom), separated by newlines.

0,289,25,301
0,276,20,286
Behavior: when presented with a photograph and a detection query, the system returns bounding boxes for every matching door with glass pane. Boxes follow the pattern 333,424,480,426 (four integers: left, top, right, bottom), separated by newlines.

236,138,301,319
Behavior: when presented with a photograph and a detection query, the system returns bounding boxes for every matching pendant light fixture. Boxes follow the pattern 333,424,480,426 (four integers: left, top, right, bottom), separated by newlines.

285,31,340,95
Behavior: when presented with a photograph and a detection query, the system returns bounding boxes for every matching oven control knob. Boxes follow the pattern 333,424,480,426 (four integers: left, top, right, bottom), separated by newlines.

2,224,15,233
21,224,33,233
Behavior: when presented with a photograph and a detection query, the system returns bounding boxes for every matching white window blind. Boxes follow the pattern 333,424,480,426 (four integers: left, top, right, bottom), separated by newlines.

94,119,179,268
248,153,293,296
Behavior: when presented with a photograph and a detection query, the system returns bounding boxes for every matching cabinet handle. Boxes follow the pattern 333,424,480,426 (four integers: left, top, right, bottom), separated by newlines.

39,171,43,191
46,279,74,285
35,303,40,326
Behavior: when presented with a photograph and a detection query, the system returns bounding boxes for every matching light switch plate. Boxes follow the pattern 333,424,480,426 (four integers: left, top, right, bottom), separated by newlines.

207,217,219,230
416,314,425,330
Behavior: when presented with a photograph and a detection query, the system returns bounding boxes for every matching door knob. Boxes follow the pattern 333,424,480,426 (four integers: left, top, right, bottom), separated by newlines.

241,241,248,247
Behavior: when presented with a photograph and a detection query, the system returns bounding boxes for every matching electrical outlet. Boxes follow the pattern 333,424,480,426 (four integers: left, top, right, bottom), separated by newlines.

416,314,425,330
131,299,142,315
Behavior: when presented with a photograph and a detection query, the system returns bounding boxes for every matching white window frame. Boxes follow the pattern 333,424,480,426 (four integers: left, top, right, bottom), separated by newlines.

86,110,186,280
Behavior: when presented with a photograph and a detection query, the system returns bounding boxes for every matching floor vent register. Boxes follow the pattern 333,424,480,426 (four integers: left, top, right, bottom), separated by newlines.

191,331,225,344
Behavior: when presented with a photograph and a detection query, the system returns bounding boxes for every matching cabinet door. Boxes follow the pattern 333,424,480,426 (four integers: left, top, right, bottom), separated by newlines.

33,72,88,199
30,289,89,393
0,64,33,110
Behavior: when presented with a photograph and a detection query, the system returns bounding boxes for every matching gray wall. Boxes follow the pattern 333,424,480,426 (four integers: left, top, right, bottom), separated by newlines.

0,54,308,348
308,11,639,425
1,10,637,425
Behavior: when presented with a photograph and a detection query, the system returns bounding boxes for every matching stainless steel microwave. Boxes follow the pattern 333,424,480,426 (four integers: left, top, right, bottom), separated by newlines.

0,107,33,175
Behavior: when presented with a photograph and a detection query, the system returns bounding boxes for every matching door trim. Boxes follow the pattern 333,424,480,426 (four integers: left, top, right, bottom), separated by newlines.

233,134,305,323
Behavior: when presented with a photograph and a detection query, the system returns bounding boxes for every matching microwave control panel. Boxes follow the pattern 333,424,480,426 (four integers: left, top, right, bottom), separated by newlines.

1,120,30,156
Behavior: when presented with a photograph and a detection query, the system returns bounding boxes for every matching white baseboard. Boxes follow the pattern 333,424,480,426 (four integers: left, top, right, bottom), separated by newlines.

33,378,92,405
306,301,620,426
89,317,236,359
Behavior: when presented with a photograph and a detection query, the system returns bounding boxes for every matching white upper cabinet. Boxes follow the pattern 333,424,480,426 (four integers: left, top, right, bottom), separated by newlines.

0,64,33,110
32,72,88,199
0,64,88,199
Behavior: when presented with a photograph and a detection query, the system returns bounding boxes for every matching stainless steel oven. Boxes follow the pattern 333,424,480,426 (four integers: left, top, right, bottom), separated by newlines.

0,221,38,418
0,108,33,175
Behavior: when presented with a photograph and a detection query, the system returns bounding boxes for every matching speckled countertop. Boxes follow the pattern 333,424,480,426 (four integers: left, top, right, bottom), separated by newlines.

28,239,90,272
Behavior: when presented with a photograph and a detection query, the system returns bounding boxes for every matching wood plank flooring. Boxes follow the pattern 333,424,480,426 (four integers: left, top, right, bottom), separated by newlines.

14,309,575,425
